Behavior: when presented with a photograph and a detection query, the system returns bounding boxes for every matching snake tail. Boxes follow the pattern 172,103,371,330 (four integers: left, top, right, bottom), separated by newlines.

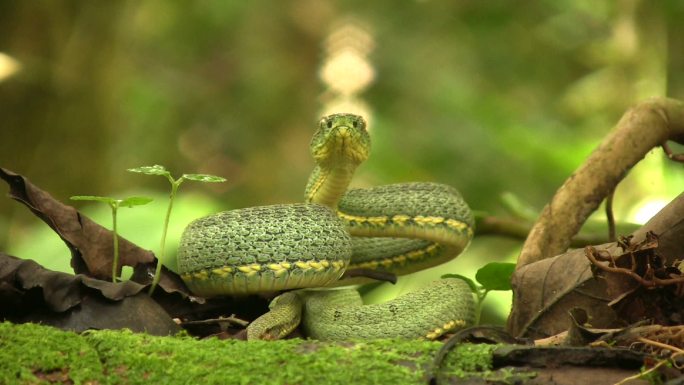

303,278,474,340
246,292,302,340
247,277,474,341
177,203,351,296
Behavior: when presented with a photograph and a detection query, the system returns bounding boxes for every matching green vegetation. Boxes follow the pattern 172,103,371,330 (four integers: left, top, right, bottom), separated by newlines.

0,321,507,385
70,195,153,282
444,262,515,325
127,165,226,294
2,0,682,326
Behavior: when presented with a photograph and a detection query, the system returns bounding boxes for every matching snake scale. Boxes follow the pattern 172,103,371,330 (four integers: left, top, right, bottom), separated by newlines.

177,113,475,340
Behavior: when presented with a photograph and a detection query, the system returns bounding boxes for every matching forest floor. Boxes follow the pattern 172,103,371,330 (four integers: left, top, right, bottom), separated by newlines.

0,321,655,385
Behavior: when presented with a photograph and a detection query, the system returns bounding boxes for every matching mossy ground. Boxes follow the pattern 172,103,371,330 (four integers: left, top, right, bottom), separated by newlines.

0,322,498,385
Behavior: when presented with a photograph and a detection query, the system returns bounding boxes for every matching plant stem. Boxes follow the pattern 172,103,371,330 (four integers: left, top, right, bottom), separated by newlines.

149,178,182,295
111,203,119,283
474,290,488,325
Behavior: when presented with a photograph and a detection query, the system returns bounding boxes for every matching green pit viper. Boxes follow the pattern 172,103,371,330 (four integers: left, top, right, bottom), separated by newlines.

177,113,475,340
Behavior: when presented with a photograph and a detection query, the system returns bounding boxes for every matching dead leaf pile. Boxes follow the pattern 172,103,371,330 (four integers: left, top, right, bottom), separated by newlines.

0,168,267,337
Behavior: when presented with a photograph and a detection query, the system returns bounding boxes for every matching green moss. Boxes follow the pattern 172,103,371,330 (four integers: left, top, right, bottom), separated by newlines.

0,322,506,385
0,322,104,385
85,331,444,384
444,343,496,375
441,344,537,384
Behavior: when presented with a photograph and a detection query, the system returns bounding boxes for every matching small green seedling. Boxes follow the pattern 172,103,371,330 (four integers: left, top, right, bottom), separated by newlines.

128,165,226,295
443,262,515,325
70,195,154,282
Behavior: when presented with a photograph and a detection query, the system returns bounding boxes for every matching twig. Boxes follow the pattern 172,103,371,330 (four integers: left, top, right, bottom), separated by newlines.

427,326,516,385
585,246,684,287
474,215,636,247
180,315,249,328
613,351,684,385
662,142,684,163
636,337,684,354
606,188,616,242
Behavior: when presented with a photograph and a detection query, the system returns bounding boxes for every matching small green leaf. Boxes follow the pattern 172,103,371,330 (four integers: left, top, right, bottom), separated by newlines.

127,165,169,176
182,174,227,183
475,262,515,291
119,196,154,207
70,195,117,204
441,273,479,294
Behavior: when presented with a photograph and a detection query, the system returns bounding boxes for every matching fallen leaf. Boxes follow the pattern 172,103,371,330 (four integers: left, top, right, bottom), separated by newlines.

0,168,193,298
0,167,154,279
0,253,180,335
507,246,620,339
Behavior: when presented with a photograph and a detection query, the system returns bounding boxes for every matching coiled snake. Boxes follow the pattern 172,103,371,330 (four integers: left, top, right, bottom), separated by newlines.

177,113,475,340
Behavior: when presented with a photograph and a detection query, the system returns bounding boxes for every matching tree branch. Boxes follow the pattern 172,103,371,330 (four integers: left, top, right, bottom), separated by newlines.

517,97,684,269
475,215,639,248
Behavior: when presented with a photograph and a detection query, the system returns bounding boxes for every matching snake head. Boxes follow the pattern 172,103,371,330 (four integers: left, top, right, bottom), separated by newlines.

311,113,370,166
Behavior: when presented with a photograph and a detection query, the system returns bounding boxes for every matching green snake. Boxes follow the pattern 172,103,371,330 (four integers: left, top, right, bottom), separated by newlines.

177,113,475,340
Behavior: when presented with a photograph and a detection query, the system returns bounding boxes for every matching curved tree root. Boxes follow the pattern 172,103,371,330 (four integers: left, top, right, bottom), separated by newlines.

517,97,684,270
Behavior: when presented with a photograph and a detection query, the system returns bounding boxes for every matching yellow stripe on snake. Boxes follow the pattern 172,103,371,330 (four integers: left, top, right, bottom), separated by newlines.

177,114,475,340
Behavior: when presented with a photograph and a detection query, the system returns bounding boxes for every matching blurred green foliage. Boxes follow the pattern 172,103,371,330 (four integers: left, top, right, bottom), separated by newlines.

2,1,684,324
9,191,223,275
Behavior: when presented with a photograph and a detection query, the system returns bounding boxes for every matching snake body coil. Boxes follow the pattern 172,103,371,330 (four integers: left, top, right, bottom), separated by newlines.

302,278,474,340
178,204,351,296
177,113,475,340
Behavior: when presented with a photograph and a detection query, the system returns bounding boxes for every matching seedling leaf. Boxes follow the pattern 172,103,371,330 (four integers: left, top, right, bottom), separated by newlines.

127,165,226,295
182,174,227,183
441,273,479,294
127,165,169,176
475,262,515,291
120,196,154,207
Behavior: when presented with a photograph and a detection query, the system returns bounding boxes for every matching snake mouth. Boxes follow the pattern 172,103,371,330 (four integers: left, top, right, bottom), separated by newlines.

313,125,369,165
311,113,371,166
333,126,352,155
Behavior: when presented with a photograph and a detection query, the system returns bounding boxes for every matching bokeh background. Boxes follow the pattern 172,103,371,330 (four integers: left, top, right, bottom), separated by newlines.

2,1,684,324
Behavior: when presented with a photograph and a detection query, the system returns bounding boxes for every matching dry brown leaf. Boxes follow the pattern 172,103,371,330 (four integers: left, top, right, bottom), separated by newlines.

0,167,194,298
0,253,180,335
0,167,154,279
508,246,620,339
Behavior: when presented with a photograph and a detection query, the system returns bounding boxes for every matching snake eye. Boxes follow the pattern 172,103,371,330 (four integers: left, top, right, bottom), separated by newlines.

326,120,333,129
352,120,358,128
